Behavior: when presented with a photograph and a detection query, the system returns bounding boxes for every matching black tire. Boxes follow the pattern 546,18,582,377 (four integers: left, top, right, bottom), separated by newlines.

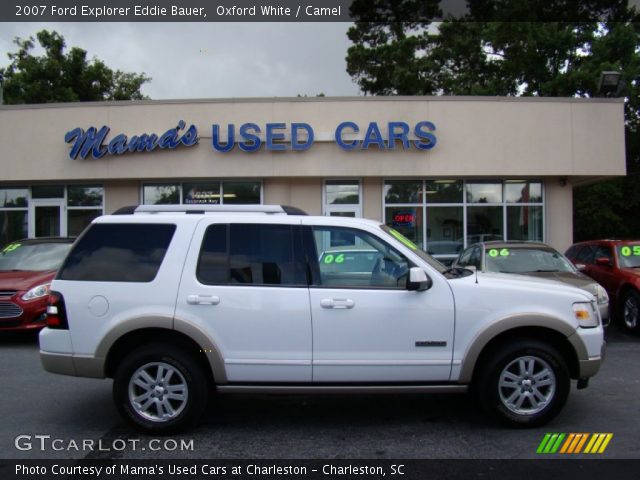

621,290,640,333
113,344,208,434
474,340,570,427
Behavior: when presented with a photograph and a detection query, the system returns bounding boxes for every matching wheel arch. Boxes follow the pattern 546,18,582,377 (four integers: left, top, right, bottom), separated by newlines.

458,317,580,384
103,326,224,386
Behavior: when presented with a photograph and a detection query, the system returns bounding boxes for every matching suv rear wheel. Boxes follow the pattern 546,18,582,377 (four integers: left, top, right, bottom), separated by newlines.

476,340,570,427
113,344,208,433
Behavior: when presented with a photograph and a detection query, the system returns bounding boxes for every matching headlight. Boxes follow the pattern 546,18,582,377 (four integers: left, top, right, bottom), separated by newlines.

21,283,51,301
594,284,609,305
573,302,599,328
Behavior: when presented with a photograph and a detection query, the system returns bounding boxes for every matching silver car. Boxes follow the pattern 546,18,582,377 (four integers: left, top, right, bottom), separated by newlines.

453,241,610,324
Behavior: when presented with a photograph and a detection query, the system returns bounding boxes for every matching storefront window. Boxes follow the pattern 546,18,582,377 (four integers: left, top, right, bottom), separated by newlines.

507,205,543,241
325,180,360,205
466,182,503,203
67,185,104,236
426,207,464,260
32,185,65,199
223,181,261,204
184,182,221,204
0,211,28,245
143,184,180,205
0,188,29,244
384,180,422,204
385,206,423,247
68,186,103,207
425,180,463,203
0,188,28,208
383,179,543,260
144,181,262,206
505,181,542,203
467,206,504,244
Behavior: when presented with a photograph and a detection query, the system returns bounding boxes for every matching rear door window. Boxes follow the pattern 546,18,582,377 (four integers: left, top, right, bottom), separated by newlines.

197,223,307,286
58,223,176,282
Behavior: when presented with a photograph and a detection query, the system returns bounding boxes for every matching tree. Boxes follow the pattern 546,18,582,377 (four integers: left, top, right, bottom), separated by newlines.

0,30,150,104
346,0,640,241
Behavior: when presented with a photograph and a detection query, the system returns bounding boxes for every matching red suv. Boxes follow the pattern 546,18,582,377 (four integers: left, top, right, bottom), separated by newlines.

566,240,640,333
0,238,74,331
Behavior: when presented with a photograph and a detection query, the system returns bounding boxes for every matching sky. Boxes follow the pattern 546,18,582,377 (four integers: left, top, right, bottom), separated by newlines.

0,22,361,99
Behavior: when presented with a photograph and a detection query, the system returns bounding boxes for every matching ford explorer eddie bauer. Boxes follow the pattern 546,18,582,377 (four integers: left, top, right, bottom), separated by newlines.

39,205,605,433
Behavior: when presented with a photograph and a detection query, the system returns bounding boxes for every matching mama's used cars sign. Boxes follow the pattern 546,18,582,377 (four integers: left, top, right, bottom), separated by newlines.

65,120,437,160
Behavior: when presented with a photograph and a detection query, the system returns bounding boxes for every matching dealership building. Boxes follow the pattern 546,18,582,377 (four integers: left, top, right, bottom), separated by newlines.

0,96,626,262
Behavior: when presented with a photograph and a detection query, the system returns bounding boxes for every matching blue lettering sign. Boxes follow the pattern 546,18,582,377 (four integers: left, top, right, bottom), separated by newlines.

65,121,198,160
334,121,359,150
238,123,261,153
291,123,314,151
414,121,437,150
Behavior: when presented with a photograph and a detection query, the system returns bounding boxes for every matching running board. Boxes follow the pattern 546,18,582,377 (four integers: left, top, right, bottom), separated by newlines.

216,385,468,395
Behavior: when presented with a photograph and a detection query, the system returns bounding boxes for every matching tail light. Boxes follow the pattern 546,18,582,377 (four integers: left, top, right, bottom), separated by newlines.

46,291,68,329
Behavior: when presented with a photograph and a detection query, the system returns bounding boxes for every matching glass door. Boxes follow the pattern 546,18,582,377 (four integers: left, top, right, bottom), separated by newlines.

29,199,66,238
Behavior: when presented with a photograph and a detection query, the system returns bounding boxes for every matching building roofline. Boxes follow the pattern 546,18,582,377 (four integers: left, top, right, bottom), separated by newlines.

0,95,625,111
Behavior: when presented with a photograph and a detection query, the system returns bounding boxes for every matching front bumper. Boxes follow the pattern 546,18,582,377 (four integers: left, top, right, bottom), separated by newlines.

568,327,606,379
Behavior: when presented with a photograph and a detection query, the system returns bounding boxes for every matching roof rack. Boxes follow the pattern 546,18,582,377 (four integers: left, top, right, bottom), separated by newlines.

113,205,308,215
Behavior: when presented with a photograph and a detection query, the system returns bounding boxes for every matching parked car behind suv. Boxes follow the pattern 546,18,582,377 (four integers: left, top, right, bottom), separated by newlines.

0,237,74,331
566,239,640,332
40,205,605,433
453,241,610,324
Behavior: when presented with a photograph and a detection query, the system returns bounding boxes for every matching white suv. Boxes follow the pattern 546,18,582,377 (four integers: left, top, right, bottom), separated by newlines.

40,205,605,432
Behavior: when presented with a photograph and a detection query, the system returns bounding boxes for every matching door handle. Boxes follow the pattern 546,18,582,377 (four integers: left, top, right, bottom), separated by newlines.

320,298,355,309
187,294,220,305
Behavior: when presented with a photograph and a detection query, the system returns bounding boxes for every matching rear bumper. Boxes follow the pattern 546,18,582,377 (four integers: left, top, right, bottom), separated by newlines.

40,350,105,378
39,328,105,378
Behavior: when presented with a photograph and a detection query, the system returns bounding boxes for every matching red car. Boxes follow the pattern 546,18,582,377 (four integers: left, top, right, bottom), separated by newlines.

0,238,74,331
566,240,640,333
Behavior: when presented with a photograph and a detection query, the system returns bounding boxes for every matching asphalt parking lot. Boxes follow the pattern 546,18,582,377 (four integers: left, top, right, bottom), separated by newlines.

1,326,639,460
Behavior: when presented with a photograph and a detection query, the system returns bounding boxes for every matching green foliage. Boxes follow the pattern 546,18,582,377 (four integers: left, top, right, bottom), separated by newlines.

346,0,640,241
0,30,150,104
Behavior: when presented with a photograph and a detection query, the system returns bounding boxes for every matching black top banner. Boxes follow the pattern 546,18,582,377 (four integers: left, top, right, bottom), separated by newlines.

1,0,639,22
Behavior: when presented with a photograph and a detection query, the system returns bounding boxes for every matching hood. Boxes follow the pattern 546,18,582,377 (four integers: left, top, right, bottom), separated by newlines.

0,270,56,292
457,271,593,302
518,271,598,294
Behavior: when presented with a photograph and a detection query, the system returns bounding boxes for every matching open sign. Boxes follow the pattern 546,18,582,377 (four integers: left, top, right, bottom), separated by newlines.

392,211,416,227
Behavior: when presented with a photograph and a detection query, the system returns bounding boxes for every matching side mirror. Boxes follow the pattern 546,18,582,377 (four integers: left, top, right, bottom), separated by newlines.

575,263,587,271
407,267,432,292
595,257,612,267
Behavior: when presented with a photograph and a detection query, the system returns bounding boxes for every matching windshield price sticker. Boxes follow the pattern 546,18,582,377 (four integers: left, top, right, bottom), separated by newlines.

488,248,510,257
323,254,345,264
1,243,21,254
620,246,640,257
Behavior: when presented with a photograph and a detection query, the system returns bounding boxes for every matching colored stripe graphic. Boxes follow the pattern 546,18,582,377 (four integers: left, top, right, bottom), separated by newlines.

538,433,613,454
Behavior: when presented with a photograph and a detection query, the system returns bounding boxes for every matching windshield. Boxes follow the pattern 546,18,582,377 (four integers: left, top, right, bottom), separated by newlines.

618,244,640,268
0,241,72,271
484,247,576,274
380,225,447,274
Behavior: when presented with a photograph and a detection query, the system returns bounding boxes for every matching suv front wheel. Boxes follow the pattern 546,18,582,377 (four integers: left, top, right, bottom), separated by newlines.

475,340,570,427
113,344,208,433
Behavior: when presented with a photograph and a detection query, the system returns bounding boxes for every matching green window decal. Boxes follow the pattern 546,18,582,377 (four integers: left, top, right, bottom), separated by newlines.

388,228,418,251
620,246,640,257
2,243,21,254
323,253,346,264
488,248,509,257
